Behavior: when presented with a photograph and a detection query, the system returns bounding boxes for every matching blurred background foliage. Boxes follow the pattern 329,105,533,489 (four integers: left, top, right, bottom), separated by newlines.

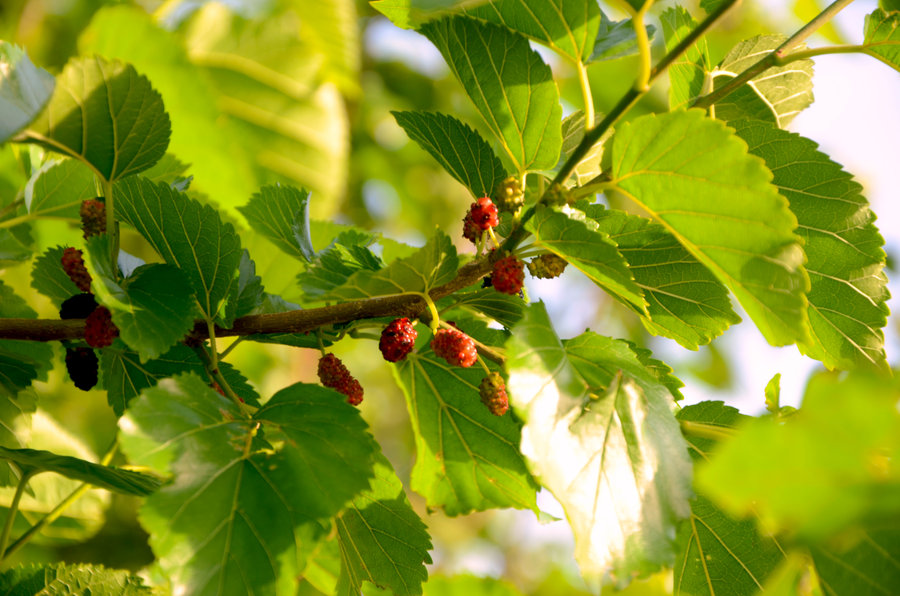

0,0,893,593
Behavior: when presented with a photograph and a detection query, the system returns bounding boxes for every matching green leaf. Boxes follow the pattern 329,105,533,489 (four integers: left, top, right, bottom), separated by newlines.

589,12,657,63
120,374,377,595
420,16,563,173
440,287,524,329
84,235,196,362
297,230,385,299
506,303,692,588
335,451,432,596
25,158,95,220
610,109,809,347
661,7,710,109
733,120,889,371
371,0,491,29
393,111,507,198
0,42,55,143
31,245,84,307
864,7,900,72
115,176,243,327
527,205,646,315
17,56,170,181
674,401,786,596
558,111,609,186
102,344,259,416
710,35,814,127
695,371,900,540
584,204,740,349
0,281,53,397
235,249,266,318
0,447,160,496
326,230,458,300
811,521,900,596
238,185,315,261
463,0,602,63
0,563,150,595
393,323,538,515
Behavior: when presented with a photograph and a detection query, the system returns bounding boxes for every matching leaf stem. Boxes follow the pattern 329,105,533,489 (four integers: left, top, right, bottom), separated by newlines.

692,0,855,110
772,40,900,65
633,6,653,92
576,61,594,127
0,469,34,561
102,178,117,273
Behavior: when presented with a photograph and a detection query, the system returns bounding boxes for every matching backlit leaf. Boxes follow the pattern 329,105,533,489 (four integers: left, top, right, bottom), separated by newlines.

420,16,562,173
661,6,710,109
24,158,95,220
733,120,889,371
506,303,692,589
584,204,739,349
696,371,900,540
393,110,506,198
811,521,900,596
710,35,814,127
589,11,656,63
558,111,609,186
674,401,786,596
0,42,55,143
463,0,602,63
610,109,809,347
0,563,150,595
527,205,646,315
864,7,900,72
393,323,538,515
335,452,432,595
115,176,243,327
17,56,170,181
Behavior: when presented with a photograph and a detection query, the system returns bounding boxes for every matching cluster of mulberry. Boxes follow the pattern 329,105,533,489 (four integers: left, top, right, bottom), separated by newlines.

462,196,499,243
431,327,478,368
527,254,568,279
317,353,364,405
379,318,417,362
491,255,525,295
479,372,509,416
79,198,106,238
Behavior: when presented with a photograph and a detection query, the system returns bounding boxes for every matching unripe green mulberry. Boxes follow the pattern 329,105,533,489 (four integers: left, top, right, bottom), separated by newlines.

527,254,568,279
493,176,524,213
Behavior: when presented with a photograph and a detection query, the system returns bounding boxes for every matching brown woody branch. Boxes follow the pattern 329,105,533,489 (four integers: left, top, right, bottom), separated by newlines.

0,257,495,343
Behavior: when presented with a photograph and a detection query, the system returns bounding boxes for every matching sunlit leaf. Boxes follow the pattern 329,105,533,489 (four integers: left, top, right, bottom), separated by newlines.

335,452,432,595
115,176,243,327
393,323,538,515
297,230,384,299
558,111,609,186
440,287,524,329
710,35,814,127
661,6,710,109
0,563,150,595
811,521,900,596
371,0,491,29
16,56,170,181
864,6,900,72
0,42,55,143
584,204,739,349
0,447,160,496
733,120,889,371
506,303,692,589
393,110,506,198
463,0,602,63
696,371,900,540
421,16,562,173
610,109,809,347
326,230,457,300
589,11,656,63
238,185,315,261
120,374,377,595
674,401,786,596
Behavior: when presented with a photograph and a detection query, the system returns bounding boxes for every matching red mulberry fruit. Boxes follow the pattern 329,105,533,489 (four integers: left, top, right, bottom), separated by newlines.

317,353,364,405
59,293,98,320
491,255,525,295
65,347,98,391
479,372,509,416
469,196,499,230
84,306,118,348
61,248,92,293
431,328,477,368
80,198,106,238
379,318,418,362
